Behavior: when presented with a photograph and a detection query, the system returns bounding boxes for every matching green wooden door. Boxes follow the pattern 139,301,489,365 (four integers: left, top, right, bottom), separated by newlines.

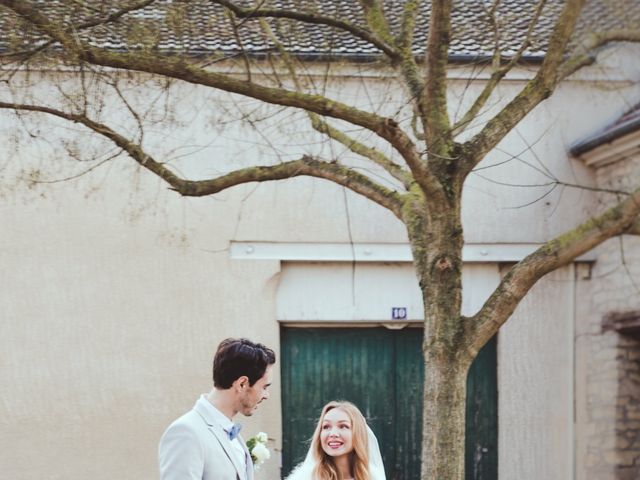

281,327,497,480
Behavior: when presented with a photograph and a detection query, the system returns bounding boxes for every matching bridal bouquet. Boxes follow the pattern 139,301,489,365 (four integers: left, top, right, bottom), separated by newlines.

246,432,271,468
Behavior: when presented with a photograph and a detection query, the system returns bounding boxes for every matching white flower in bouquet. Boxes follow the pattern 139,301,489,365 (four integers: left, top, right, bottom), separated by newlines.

252,442,270,464
246,432,271,469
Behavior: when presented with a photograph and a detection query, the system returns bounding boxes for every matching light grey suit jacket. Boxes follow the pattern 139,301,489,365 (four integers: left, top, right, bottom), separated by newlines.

159,397,254,480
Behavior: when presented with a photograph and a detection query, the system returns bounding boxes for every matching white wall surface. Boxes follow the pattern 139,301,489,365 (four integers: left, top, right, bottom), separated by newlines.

0,189,284,480
276,262,500,322
498,266,575,480
1,46,639,248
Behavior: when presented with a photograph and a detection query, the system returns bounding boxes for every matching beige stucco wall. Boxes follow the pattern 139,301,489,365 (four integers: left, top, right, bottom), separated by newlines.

0,187,284,479
0,44,639,479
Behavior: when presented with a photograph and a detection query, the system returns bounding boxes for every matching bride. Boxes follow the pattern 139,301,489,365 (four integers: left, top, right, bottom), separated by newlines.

286,401,386,480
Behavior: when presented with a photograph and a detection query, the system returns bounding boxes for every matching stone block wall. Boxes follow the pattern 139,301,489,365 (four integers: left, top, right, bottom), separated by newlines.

577,153,640,479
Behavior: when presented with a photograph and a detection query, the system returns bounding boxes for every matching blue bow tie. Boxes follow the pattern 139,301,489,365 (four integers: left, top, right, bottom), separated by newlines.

227,423,242,441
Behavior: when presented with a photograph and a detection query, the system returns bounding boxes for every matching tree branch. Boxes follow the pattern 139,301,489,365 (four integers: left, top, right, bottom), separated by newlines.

452,0,548,136
225,7,252,82
466,186,640,354
0,100,405,217
208,0,398,59
1,0,431,187
358,0,394,43
627,217,640,236
69,0,160,31
558,29,640,81
257,14,412,189
410,103,426,141
462,0,586,172
175,156,405,216
0,99,187,184
0,0,159,60
423,0,453,152
396,0,425,115
308,114,412,188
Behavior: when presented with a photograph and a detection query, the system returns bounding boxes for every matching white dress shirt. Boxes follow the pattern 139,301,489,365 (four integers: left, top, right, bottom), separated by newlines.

200,395,247,470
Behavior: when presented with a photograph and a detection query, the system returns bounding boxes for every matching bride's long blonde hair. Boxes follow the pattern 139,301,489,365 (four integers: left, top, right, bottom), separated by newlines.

310,401,370,480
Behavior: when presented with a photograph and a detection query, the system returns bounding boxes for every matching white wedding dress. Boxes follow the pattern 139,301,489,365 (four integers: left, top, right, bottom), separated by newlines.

286,426,386,480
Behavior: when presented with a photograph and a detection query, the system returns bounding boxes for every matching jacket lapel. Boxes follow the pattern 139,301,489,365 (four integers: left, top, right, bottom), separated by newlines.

193,398,246,480
209,425,246,480
238,433,254,480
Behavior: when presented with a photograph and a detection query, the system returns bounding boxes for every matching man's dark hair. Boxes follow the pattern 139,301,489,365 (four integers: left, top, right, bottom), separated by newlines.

213,338,276,389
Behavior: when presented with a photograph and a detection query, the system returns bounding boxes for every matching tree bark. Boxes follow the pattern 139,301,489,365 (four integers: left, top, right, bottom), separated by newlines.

421,349,469,479
404,190,470,479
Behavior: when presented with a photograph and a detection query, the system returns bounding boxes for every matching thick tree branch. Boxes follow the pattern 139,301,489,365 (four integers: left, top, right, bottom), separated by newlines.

209,0,398,59
175,156,405,217
462,0,586,172
423,0,453,152
628,218,640,236
452,0,548,136
466,187,640,355
0,100,404,216
396,0,425,120
358,0,395,47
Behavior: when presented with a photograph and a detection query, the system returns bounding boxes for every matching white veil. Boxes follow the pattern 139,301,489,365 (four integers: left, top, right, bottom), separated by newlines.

285,425,386,480
365,426,386,480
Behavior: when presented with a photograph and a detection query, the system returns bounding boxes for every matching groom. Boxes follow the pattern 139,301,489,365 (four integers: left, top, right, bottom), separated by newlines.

159,338,276,480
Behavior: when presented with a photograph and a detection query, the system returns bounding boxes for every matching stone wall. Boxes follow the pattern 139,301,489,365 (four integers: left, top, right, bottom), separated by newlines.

577,153,640,479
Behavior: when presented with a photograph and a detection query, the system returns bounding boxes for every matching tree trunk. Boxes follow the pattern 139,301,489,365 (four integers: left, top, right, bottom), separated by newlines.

404,191,470,480
421,351,469,479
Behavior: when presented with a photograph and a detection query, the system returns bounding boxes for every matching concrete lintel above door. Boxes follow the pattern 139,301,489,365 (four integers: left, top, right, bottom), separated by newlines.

230,241,596,263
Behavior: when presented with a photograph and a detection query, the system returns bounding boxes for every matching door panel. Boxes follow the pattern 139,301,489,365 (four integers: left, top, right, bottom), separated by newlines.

281,328,394,474
281,327,497,479
393,329,424,480
465,336,498,480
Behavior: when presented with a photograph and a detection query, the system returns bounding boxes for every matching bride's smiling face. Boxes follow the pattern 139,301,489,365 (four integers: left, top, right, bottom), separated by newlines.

320,408,354,458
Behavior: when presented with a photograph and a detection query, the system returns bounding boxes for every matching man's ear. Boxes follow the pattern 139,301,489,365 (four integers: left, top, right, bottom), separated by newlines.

234,375,250,390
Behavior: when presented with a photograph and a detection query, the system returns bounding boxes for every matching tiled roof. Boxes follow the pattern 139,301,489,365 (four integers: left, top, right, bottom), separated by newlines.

571,103,640,155
0,0,638,60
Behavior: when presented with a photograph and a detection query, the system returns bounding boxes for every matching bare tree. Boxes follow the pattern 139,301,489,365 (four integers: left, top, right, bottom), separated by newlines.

0,1,639,478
